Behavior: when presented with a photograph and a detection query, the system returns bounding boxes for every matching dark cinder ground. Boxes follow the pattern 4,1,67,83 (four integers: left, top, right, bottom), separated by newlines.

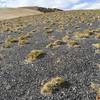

0,10,100,100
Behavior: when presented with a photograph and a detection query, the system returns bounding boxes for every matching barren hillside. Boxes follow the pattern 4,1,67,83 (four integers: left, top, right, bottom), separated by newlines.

0,8,42,20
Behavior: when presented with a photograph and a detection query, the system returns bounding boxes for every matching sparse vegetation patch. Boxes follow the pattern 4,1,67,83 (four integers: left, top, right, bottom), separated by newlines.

95,33,100,39
90,82,100,97
67,39,80,48
25,50,45,63
92,43,100,49
3,36,18,48
62,35,70,42
46,40,64,48
40,76,65,96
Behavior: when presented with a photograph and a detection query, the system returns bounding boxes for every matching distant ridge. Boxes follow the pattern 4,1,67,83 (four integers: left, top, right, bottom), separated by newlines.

21,6,63,13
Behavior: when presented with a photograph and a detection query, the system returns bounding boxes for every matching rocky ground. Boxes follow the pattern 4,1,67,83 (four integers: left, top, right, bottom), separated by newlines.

0,10,100,100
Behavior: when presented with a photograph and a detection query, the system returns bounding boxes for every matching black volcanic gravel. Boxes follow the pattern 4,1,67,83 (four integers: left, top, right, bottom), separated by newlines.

0,10,100,100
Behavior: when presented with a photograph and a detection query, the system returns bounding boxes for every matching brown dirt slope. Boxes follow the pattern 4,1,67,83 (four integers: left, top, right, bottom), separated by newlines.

0,8,42,21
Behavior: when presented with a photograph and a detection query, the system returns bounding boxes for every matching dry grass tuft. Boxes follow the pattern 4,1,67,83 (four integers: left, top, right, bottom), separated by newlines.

40,76,65,96
96,64,100,69
95,49,100,54
18,32,33,46
92,43,100,49
45,28,53,34
90,82,100,96
46,40,64,48
25,32,33,38
3,41,11,48
3,32,33,47
67,39,80,48
74,32,90,39
62,35,70,42
18,34,28,46
95,33,100,39
74,30,94,40
25,50,44,63
18,39,27,46
3,36,18,48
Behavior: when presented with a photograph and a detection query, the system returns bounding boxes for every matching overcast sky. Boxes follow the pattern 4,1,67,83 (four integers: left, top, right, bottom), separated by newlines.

0,0,100,10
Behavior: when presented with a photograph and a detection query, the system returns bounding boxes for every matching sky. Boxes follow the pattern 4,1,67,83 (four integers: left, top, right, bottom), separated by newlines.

0,0,100,10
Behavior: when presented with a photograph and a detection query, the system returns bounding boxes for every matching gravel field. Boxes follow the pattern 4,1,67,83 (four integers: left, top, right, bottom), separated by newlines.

0,10,100,100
